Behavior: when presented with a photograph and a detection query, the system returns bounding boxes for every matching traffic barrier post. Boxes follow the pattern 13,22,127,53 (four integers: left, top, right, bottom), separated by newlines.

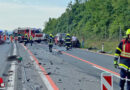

101,72,113,90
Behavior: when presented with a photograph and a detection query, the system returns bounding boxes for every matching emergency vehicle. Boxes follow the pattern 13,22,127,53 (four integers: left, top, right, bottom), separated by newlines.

0,30,4,44
13,27,43,43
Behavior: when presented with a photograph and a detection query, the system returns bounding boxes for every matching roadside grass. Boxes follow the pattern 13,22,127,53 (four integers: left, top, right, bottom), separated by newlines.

82,39,119,55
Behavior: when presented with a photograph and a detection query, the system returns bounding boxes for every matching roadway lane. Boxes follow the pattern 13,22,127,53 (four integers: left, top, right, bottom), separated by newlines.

17,43,48,90
64,48,120,73
0,43,11,77
26,42,120,90
56,47,120,89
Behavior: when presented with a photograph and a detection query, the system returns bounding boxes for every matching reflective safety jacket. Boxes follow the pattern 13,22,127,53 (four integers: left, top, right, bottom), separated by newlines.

30,36,33,40
48,37,53,45
24,34,28,41
115,39,130,71
65,36,71,44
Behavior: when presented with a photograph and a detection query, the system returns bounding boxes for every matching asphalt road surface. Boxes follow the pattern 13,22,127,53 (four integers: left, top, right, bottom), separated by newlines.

0,43,11,77
0,41,122,90
24,42,121,90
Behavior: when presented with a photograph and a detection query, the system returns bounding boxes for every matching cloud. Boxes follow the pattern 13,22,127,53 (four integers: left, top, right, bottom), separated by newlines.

0,2,66,31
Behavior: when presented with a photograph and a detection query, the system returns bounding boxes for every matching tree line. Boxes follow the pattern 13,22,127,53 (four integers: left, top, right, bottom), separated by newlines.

43,0,130,41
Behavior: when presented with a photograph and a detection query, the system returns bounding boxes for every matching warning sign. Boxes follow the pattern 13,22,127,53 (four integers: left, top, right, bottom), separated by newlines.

101,72,113,90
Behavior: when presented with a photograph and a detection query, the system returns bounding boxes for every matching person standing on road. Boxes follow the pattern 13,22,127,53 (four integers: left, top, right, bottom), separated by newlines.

4,35,6,41
14,36,18,43
114,29,130,90
82,36,85,48
65,33,71,50
24,34,28,46
72,35,77,48
29,35,33,46
48,34,54,52
10,35,13,43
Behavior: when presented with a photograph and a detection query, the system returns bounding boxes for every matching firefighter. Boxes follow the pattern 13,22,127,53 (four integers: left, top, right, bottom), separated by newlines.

4,35,6,41
48,34,54,52
114,29,130,90
65,33,71,50
10,35,13,43
14,36,18,43
29,35,33,46
24,34,28,46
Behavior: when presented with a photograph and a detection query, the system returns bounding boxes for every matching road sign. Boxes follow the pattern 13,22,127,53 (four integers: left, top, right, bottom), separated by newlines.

101,72,113,90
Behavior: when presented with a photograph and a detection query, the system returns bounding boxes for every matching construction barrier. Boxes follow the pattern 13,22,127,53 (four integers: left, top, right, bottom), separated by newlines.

0,77,5,89
101,72,113,90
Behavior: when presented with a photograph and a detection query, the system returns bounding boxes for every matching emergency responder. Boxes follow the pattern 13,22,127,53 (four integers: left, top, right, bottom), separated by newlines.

29,35,33,46
14,36,18,43
114,29,130,90
24,34,28,46
65,33,71,50
10,35,13,43
48,34,54,52
4,35,6,41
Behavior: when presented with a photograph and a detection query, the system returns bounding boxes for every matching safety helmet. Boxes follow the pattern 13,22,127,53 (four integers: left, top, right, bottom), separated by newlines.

66,33,70,36
126,29,130,35
49,34,53,37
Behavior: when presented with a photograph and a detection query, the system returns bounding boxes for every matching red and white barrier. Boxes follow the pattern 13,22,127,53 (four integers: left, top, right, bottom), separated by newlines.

101,72,113,90
0,77,5,89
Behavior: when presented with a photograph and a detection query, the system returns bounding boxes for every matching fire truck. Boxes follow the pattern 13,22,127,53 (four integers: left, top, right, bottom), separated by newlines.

13,27,43,43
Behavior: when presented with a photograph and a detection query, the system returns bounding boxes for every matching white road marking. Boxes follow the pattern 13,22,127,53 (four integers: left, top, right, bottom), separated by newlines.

93,66,120,78
93,66,130,81
7,61,16,90
30,56,54,90
30,56,34,62
13,43,17,56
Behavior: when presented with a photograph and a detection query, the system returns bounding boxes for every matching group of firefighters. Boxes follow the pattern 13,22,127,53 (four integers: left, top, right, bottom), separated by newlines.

48,33,72,52
0,35,14,43
0,33,33,45
24,34,33,46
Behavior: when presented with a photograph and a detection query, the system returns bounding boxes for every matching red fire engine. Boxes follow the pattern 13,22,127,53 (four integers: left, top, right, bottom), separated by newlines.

13,27,43,43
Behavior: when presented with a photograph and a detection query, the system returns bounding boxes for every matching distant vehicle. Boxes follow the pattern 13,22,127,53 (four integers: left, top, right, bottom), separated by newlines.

41,33,49,41
0,31,3,40
55,33,66,46
13,27,43,43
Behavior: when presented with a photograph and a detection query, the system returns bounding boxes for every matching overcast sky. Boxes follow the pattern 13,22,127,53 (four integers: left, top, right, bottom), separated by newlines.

0,0,74,31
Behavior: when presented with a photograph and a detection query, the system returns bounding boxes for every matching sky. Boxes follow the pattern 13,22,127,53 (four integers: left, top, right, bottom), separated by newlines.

0,0,75,31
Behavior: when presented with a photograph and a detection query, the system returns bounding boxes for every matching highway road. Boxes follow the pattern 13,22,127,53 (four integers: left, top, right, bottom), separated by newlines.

0,42,48,90
0,43,11,78
24,42,121,90
0,41,122,90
